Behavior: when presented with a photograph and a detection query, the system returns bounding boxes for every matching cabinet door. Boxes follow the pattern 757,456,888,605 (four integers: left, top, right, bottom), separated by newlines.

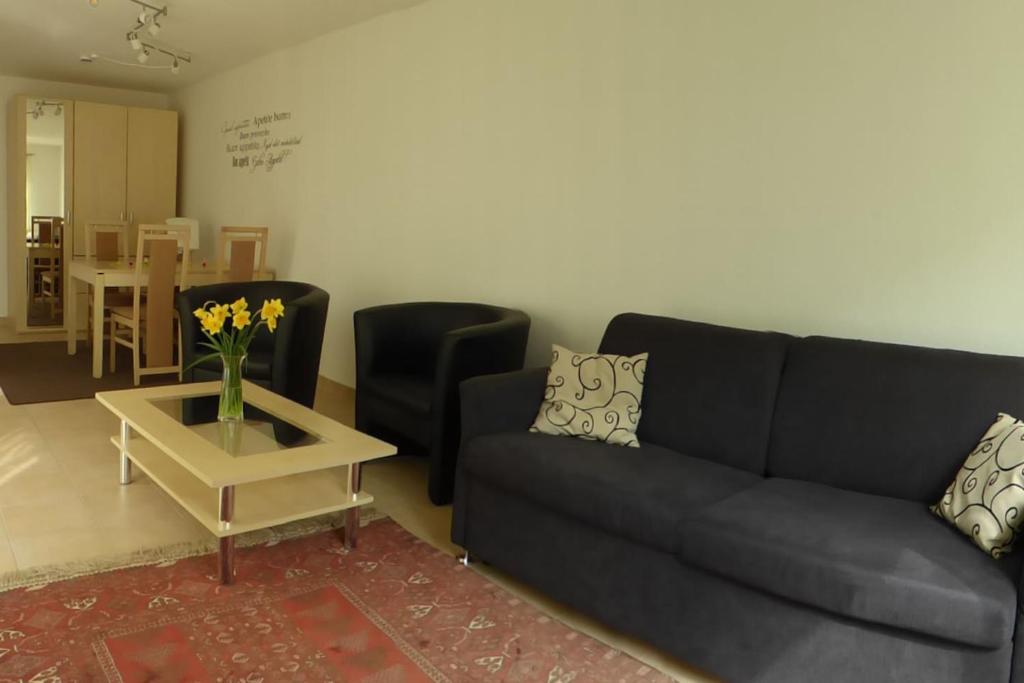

126,107,178,246
73,101,127,256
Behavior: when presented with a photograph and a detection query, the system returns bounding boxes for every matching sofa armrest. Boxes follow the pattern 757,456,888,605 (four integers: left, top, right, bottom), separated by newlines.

453,366,547,546
459,367,548,446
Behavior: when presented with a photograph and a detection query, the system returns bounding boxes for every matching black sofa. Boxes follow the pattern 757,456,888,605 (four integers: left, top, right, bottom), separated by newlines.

452,313,1024,683
354,302,530,505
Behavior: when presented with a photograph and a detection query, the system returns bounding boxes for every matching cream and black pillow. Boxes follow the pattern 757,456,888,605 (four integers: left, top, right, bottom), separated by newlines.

933,412,1024,558
530,344,647,447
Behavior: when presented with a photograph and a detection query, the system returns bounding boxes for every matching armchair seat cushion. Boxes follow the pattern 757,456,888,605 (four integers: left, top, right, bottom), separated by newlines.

675,478,1022,648
360,373,434,416
462,432,761,553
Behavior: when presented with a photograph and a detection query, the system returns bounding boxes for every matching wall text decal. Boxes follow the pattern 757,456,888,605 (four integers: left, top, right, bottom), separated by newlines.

221,111,302,173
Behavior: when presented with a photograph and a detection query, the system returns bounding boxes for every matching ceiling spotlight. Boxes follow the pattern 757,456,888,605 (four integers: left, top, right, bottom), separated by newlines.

55,104,63,116
138,10,148,24
170,59,180,74
147,20,161,36
128,32,141,50
89,0,98,6
137,48,149,64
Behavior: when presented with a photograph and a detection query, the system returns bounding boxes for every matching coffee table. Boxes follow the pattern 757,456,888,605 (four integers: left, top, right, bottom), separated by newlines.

96,380,396,584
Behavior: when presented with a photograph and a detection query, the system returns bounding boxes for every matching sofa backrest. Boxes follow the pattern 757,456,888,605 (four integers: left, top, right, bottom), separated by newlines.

599,313,791,473
767,336,1024,502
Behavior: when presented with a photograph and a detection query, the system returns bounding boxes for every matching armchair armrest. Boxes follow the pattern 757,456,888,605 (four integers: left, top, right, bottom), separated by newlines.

434,315,530,420
458,367,548,447
270,287,329,407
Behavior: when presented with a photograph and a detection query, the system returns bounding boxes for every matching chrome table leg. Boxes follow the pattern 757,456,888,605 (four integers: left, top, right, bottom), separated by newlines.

119,420,132,485
218,485,235,585
344,463,362,550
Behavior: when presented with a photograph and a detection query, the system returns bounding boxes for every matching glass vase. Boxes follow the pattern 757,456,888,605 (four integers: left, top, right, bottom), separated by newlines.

218,354,246,423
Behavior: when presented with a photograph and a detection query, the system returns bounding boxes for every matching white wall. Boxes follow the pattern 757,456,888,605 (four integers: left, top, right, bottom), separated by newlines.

26,143,62,222
1,74,169,316
173,0,1024,386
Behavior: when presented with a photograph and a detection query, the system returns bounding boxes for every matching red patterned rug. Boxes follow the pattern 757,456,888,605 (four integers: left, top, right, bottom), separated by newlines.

0,518,671,682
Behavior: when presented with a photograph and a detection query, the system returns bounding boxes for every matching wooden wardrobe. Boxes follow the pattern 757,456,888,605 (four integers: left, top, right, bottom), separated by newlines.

5,96,178,333
72,102,178,257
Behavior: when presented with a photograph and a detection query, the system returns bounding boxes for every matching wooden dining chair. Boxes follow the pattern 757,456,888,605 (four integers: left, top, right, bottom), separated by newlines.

38,218,64,319
84,221,131,346
29,217,55,301
29,216,52,247
85,221,127,260
109,224,191,385
166,217,199,249
215,226,268,282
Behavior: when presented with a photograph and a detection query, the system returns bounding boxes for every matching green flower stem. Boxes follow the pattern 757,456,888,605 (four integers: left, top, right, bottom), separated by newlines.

218,353,246,422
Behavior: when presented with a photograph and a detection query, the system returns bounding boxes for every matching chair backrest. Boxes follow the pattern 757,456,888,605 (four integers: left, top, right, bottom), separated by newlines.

216,226,268,282
135,224,191,369
166,217,200,251
85,221,128,260
30,217,54,246
50,217,63,247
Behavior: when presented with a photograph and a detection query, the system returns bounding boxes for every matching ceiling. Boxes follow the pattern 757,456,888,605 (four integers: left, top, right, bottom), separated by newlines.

0,0,429,93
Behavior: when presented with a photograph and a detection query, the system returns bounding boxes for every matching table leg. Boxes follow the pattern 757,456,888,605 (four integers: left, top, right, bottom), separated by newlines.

119,420,132,485
218,486,235,584
67,273,79,354
91,273,105,378
344,463,362,550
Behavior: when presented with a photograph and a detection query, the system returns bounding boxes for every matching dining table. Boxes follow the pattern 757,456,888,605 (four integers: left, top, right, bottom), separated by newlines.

66,256,275,379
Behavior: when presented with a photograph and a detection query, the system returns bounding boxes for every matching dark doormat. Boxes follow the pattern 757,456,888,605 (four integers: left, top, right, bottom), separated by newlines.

0,341,179,404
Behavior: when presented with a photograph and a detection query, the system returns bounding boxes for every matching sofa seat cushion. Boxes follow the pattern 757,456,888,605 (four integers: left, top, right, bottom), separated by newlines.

675,478,1021,648
361,373,434,415
462,432,761,553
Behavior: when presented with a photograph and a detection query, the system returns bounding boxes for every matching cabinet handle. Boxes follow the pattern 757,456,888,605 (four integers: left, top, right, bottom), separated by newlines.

120,210,125,221
129,211,134,224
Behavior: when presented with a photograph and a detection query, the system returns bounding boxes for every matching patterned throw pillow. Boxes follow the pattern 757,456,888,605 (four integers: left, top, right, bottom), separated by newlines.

530,344,647,447
933,412,1024,558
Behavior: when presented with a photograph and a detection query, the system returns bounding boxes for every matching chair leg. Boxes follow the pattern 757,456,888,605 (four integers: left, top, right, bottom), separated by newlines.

177,324,183,382
86,289,92,347
109,319,117,373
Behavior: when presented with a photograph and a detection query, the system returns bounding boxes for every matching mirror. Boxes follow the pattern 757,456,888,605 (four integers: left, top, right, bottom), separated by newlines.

25,98,66,327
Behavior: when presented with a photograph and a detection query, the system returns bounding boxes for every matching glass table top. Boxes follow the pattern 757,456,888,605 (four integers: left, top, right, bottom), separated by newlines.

148,396,324,457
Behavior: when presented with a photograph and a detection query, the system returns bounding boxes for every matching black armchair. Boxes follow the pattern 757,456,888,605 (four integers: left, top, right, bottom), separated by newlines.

177,281,329,442
354,302,530,504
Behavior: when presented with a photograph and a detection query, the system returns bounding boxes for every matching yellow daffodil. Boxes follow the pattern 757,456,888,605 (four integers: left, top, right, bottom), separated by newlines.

230,297,248,315
192,307,207,320
201,312,224,335
211,304,230,323
232,310,252,329
260,298,285,333
260,298,285,320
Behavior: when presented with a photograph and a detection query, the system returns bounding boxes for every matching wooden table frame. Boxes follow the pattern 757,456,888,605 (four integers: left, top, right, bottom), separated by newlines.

96,381,396,584
66,257,273,378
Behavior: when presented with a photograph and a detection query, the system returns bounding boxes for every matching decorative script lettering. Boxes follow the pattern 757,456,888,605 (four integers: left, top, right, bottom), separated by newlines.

221,111,302,173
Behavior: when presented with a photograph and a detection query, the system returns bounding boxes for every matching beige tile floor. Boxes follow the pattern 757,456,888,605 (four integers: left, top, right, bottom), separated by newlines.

0,368,709,681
